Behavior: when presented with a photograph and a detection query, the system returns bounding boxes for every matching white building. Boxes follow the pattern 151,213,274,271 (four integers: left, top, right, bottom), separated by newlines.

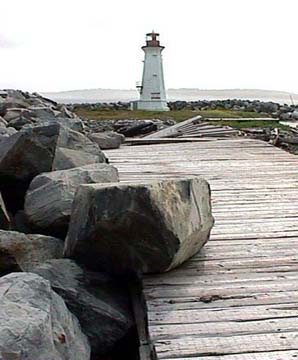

132,31,169,111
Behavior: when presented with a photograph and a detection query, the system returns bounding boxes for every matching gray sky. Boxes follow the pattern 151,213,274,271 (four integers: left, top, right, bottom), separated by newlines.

0,0,297,93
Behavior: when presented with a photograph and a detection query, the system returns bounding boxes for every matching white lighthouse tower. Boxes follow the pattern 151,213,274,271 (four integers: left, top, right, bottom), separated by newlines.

133,31,169,111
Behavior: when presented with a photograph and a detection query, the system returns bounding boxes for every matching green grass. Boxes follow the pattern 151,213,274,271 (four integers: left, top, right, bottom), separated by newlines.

74,108,263,123
209,120,289,130
74,108,289,130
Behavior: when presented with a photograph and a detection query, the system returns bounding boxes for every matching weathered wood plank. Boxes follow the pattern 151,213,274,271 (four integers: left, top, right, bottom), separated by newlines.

148,303,298,324
144,115,202,138
149,316,298,340
106,138,298,359
147,290,298,312
164,350,298,360
154,332,298,358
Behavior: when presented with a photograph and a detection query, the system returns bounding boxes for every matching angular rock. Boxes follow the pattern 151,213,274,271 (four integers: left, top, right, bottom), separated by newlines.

53,147,107,171
26,106,57,120
115,120,157,137
0,193,10,230
0,124,59,182
33,259,134,356
25,164,119,236
89,131,125,149
46,116,84,132
0,272,90,360
0,90,86,134
57,126,104,157
58,104,78,118
65,177,214,274
31,116,84,132
8,115,34,130
3,108,28,122
0,124,108,212
0,230,63,275
0,124,60,212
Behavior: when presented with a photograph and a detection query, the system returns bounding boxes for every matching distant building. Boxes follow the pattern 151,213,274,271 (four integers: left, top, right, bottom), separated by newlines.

131,31,169,111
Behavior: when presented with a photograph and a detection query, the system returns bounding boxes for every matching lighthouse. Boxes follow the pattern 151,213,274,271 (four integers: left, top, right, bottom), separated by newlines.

132,31,169,111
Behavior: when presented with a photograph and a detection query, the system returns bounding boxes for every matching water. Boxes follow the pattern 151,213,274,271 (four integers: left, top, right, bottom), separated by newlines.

42,89,298,105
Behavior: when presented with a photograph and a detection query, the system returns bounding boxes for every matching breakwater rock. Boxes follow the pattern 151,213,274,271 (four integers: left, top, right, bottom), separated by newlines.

0,89,214,359
69,99,298,119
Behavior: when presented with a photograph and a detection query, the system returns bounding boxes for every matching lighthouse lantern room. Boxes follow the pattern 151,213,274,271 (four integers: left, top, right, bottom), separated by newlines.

132,31,169,111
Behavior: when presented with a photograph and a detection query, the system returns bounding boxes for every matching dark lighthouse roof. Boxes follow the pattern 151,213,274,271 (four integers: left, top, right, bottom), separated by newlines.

142,31,165,49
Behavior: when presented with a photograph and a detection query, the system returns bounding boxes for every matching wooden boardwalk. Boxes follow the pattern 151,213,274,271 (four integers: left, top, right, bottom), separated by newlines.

106,139,298,359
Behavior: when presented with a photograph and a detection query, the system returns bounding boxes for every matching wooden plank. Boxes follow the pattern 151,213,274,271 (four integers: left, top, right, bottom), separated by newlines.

145,115,202,138
148,303,298,325
147,290,298,312
164,350,298,360
154,332,298,358
150,316,298,340
206,117,275,121
144,270,298,287
105,138,298,359
144,280,298,302
124,137,220,146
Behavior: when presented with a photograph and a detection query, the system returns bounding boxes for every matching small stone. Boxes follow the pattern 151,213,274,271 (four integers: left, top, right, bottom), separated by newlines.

89,131,125,149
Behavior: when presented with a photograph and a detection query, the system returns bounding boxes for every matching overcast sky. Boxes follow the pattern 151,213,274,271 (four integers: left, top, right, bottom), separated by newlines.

0,0,297,93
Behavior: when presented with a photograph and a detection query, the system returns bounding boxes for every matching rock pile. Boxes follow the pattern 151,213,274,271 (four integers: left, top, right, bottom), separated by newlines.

168,99,281,113
69,101,131,112
71,99,298,120
241,126,298,155
0,90,214,360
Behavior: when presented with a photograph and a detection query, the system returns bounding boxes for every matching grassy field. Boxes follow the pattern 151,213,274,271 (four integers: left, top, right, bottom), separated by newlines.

74,108,264,123
74,108,288,130
209,119,288,130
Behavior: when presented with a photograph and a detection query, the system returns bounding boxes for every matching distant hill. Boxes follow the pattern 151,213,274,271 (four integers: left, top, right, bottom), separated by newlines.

42,88,298,105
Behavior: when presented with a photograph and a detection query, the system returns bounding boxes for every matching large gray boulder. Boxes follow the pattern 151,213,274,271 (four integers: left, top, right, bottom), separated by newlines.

9,116,34,130
53,147,106,171
3,108,29,122
33,259,134,356
89,131,125,149
57,126,105,158
4,109,84,132
0,124,59,182
0,230,63,275
65,177,214,274
0,272,90,360
0,120,104,182
0,124,60,213
40,116,84,132
0,124,108,213
25,164,119,236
